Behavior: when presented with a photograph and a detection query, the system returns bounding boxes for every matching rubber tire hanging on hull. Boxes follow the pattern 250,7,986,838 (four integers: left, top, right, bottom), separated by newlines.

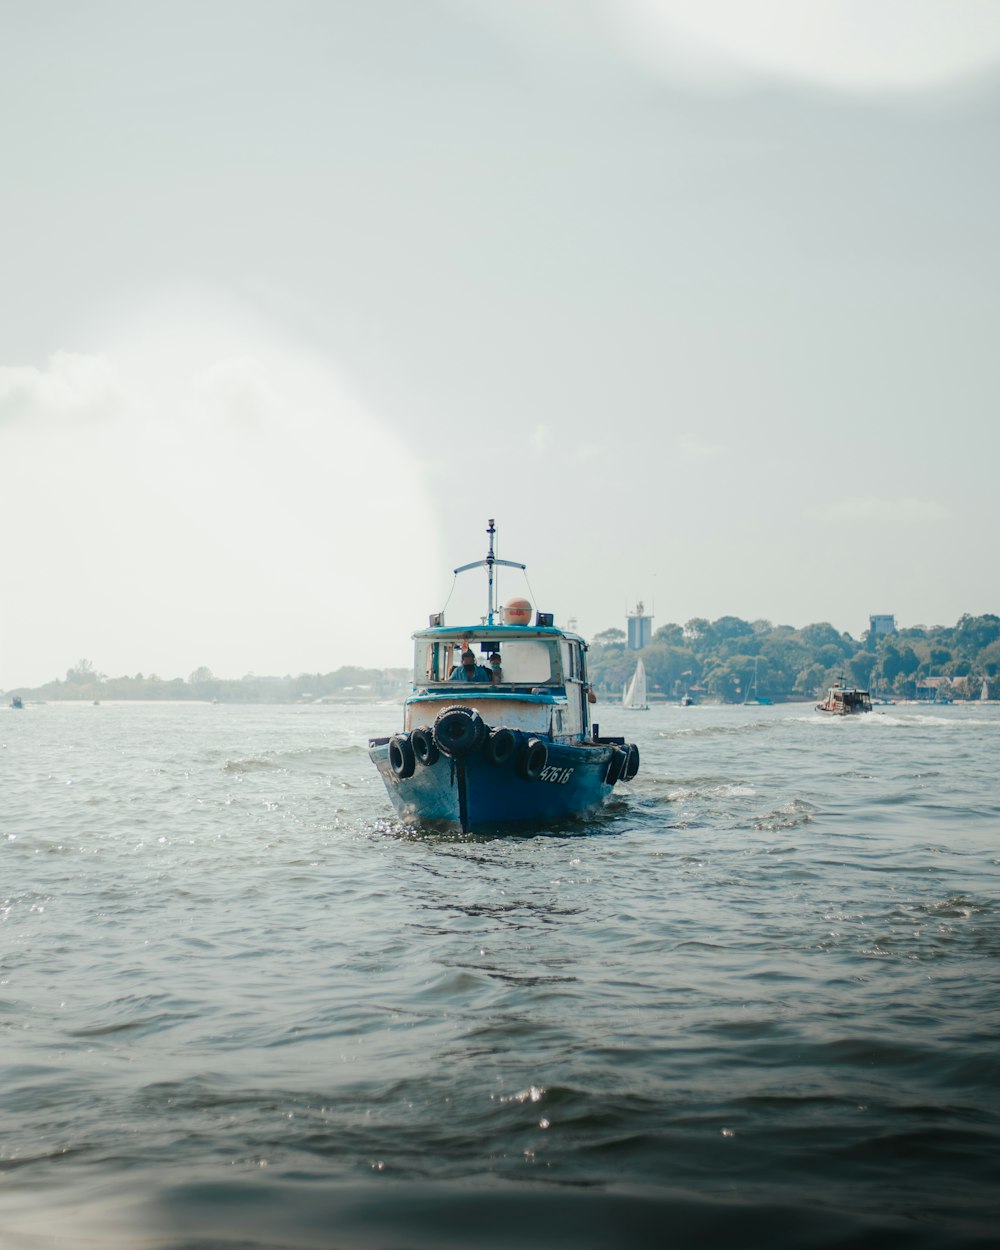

483,726,519,767
411,726,439,768
517,736,548,781
605,746,624,786
389,734,416,779
622,742,640,781
433,706,487,758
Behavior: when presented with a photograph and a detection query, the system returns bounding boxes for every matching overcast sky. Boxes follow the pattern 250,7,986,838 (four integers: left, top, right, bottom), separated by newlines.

2,0,999,688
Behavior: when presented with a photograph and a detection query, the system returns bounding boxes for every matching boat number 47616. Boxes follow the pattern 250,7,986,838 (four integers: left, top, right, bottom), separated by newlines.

540,765,575,785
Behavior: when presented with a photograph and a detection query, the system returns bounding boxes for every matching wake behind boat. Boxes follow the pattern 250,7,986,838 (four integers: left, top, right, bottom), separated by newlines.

368,520,640,834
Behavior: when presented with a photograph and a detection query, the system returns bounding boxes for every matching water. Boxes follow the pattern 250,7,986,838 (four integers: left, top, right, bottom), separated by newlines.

2,699,999,1248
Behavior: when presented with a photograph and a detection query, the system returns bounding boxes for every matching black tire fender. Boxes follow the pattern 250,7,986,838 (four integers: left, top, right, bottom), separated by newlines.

410,726,439,768
433,705,487,758
517,736,548,781
605,746,624,786
622,742,640,782
389,733,416,779
483,726,519,767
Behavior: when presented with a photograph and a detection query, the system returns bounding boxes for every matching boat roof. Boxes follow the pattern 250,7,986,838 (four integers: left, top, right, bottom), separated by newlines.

413,624,584,644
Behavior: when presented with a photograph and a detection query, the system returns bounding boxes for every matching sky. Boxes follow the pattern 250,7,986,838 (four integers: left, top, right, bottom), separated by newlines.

2,0,999,689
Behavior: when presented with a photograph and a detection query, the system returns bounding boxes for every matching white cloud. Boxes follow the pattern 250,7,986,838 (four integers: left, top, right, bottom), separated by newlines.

606,0,1000,95
0,293,443,686
0,351,123,426
192,355,287,432
822,495,952,522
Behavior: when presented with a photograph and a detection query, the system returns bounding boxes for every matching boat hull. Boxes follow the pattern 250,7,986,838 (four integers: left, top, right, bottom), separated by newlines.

369,737,622,834
815,701,872,715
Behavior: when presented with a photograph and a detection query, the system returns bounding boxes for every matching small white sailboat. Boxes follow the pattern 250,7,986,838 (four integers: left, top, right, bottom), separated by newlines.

743,657,771,705
623,658,649,710
981,679,990,701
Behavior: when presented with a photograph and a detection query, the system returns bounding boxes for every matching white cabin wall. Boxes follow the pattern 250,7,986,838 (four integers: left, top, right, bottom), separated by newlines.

404,697,553,735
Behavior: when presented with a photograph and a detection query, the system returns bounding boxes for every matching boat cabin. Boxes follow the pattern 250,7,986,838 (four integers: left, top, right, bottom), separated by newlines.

817,683,872,715
404,625,595,743
416,631,566,687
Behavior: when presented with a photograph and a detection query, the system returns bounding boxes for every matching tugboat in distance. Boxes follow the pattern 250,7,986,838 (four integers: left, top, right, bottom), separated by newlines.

816,678,872,716
368,520,640,834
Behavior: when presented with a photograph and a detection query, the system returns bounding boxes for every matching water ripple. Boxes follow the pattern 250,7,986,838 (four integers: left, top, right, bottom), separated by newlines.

3,700,1000,1248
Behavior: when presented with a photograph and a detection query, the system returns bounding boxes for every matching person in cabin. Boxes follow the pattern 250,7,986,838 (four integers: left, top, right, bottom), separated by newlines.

488,653,502,682
449,648,493,683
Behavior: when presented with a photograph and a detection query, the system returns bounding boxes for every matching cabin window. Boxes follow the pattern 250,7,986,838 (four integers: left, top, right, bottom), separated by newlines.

415,642,436,683
414,641,474,682
495,640,554,684
416,639,558,685
561,641,580,682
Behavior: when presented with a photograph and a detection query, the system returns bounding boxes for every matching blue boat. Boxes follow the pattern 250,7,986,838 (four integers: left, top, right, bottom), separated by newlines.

369,520,639,834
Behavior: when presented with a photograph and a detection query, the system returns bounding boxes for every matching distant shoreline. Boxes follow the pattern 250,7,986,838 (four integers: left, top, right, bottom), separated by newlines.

6,611,998,706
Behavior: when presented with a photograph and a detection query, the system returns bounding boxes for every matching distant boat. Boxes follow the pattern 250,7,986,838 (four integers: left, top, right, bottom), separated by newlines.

816,678,872,716
981,679,990,701
743,658,771,705
869,678,895,706
623,659,649,710
679,693,694,707
9,695,23,709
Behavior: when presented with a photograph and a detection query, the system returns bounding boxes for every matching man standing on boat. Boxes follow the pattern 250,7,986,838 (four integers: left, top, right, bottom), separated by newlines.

450,648,494,683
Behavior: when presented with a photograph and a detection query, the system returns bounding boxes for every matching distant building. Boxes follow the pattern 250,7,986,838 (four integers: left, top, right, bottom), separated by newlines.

627,602,653,651
869,614,896,638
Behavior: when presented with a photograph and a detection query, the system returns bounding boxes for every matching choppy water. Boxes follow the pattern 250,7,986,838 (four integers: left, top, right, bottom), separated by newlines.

2,698,999,1249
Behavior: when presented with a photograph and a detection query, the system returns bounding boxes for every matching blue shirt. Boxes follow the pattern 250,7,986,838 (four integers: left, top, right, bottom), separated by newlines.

449,665,493,683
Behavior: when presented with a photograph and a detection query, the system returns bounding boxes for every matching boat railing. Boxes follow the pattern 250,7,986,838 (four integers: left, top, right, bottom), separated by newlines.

417,682,565,698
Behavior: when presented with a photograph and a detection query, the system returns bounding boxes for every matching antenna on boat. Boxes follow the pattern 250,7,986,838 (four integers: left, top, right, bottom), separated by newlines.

453,518,526,625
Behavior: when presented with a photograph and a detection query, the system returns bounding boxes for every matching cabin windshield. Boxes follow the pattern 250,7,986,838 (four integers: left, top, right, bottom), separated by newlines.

415,638,559,686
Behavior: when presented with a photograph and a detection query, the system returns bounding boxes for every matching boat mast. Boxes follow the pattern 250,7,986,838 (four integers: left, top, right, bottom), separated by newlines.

744,657,758,705
453,518,525,626
486,518,497,624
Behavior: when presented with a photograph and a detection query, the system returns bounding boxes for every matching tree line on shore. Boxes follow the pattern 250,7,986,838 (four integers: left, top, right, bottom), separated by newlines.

7,613,999,704
586,613,1000,703
8,661,409,704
